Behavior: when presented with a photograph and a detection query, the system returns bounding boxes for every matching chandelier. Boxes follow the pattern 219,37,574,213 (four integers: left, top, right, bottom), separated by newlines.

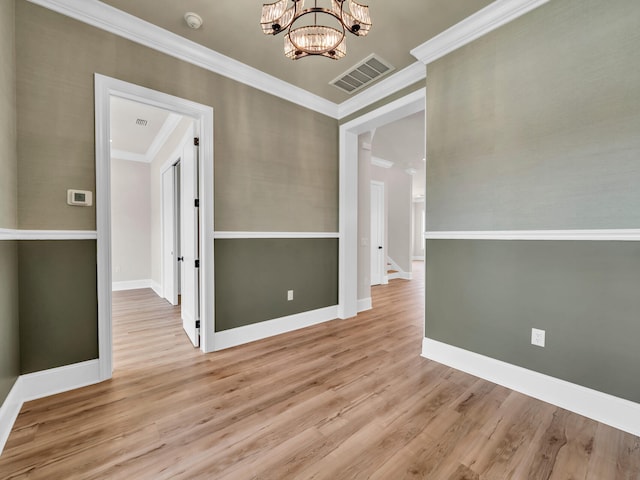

260,0,372,60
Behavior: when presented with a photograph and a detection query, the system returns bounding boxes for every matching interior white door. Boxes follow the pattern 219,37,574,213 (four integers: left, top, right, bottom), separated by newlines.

161,167,178,305
180,132,200,347
371,181,385,286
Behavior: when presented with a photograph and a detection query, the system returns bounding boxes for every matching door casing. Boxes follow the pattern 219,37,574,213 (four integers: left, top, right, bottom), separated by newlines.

95,74,215,381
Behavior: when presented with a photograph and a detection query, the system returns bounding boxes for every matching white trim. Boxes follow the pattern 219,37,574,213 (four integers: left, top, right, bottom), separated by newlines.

412,256,425,261
112,279,153,291
371,156,394,169
110,149,147,163
0,378,23,455
144,113,182,161
28,0,338,119
213,231,340,239
410,0,552,65
95,75,216,385
28,0,552,121
421,338,640,437
20,360,101,403
339,88,426,321
424,229,640,241
357,297,372,313
0,360,103,455
338,62,426,119
213,306,338,351
151,280,162,298
111,114,182,164
0,228,97,240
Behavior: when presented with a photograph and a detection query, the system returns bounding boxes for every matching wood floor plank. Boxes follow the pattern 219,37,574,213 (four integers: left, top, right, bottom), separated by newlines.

1,262,639,479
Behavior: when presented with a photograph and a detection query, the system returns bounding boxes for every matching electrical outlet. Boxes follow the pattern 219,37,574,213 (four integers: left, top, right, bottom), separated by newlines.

531,328,546,347
287,290,294,301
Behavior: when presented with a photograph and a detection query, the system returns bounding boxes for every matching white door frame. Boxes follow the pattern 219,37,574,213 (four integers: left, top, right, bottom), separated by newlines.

338,86,426,319
95,74,215,381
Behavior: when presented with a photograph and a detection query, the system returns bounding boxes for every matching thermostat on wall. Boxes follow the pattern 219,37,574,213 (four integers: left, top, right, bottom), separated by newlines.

67,189,93,206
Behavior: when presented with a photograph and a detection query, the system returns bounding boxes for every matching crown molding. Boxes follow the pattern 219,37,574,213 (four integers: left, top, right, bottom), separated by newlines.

371,156,393,169
338,62,426,119
144,113,183,161
29,0,551,122
110,149,147,163
27,0,340,119
112,112,183,163
411,0,551,65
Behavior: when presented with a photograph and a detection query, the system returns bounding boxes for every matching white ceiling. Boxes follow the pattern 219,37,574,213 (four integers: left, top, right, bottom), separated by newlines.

372,111,426,197
110,97,183,163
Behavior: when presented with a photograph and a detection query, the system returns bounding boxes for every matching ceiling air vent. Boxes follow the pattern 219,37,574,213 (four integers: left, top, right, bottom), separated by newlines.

330,54,394,95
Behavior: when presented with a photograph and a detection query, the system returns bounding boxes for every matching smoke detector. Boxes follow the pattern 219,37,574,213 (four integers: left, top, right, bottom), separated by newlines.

184,12,203,30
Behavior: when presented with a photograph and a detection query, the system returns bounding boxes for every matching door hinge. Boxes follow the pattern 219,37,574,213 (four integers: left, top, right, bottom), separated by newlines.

195,259,200,268
194,137,200,146
195,320,200,329
194,199,199,208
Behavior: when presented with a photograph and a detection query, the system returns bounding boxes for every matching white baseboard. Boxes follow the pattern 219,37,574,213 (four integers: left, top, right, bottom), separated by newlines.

112,279,152,291
0,378,23,455
214,306,338,351
357,297,372,312
150,280,162,298
20,359,102,403
421,338,640,437
387,272,412,281
0,359,102,455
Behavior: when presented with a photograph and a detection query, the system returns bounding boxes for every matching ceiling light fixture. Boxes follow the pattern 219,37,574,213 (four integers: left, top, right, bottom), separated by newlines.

260,0,372,60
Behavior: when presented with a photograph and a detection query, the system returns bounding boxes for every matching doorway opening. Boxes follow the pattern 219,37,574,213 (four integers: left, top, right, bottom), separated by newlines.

95,74,215,382
109,96,201,361
338,88,426,324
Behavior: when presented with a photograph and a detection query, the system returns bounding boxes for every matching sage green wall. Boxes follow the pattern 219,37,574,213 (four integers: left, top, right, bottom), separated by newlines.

0,242,20,404
426,240,640,403
426,0,640,231
18,241,98,374
425,0,640,402
214,239,338,331
0,0,17,229
16,0,339,232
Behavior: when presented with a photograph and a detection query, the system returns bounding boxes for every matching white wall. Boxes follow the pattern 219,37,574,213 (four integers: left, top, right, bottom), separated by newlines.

150,117,194,287
111,158,151,283
371,165,412,273
412,200,425,259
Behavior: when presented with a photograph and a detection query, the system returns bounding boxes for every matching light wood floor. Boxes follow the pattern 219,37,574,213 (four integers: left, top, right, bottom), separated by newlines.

1,263,639,479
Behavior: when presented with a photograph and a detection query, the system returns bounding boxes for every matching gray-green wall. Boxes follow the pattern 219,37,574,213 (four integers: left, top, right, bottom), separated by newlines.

425,0,640,401
215,239,338,331
0,242,20,404
0,0,19,407
18,241,98,374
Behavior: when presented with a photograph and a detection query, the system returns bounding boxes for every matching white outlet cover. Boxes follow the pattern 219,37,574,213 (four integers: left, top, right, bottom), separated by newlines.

531,328,546,347
287,290,294,301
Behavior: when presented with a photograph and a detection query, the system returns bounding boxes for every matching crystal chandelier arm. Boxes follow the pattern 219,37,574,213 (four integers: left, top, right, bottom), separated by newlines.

261,0,304,35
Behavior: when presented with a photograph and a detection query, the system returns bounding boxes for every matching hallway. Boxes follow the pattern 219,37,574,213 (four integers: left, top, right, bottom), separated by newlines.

0,266,638,479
